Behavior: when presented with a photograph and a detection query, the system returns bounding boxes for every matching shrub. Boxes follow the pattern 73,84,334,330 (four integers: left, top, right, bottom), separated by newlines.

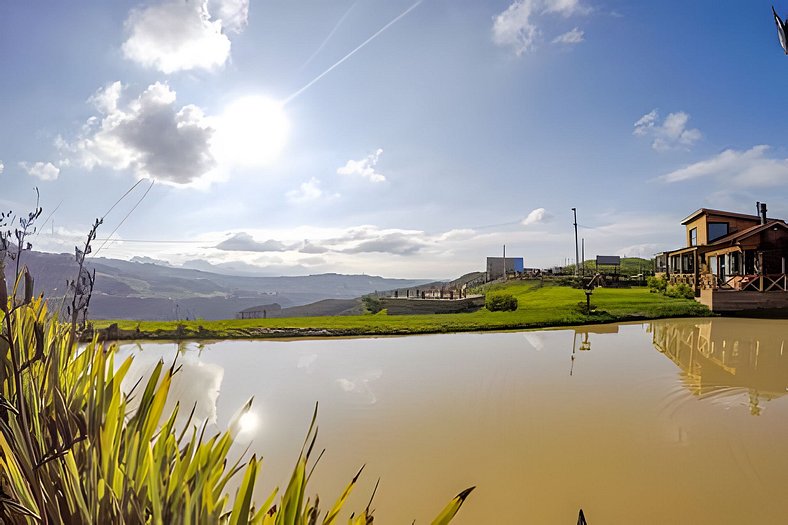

665,283,695,300
646,275,668,293
362,295,383,314
486,293,518,311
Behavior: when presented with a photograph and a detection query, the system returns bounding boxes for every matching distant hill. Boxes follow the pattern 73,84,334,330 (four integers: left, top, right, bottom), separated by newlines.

4,250,431,320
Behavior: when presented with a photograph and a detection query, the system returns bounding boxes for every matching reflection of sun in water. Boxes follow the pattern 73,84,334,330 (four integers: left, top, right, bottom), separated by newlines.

237,411,260,435
212,96,289,167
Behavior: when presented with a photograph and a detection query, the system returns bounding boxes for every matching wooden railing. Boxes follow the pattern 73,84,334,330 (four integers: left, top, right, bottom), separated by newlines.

669,274,696,288
700,273,788,292
741,274,788,292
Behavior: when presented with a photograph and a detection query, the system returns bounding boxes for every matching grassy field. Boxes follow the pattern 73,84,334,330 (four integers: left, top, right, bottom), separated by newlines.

90,281,711,340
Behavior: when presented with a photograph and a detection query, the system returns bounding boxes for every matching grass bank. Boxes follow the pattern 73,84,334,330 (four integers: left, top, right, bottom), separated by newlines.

89,282,711,341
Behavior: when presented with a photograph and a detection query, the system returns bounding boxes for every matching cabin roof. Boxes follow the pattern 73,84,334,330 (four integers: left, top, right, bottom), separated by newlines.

680,208,766,225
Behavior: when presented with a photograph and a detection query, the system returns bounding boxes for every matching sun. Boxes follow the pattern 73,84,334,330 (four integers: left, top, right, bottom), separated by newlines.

211,96,290,168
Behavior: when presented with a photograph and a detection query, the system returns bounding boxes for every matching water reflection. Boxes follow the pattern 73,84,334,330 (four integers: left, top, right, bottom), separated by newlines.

568,325,619,376
119,321,788,523
118,342,224,427
648,318,788,415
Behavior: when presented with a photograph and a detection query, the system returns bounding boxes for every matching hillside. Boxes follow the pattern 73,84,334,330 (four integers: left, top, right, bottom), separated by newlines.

5,250,430,320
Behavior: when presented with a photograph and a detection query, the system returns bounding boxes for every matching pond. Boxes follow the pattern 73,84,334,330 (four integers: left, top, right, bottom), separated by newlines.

118,318,788,524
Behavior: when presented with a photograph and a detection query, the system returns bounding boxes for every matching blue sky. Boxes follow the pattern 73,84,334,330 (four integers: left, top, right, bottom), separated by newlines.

1,0,788,278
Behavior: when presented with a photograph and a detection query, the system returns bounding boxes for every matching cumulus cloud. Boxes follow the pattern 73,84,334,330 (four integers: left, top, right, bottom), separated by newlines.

300,240,330,254
215,232,291,252
61,81,216,186
210,0,249,33
634,109,702,151
0,161,4,174
522,207,550,226
337,148,385,183
661,145,788,187
298,226,433,256
122,0,249,73
492,0,588,55
552,27,584,44
286,177,338,204
19,161,60,181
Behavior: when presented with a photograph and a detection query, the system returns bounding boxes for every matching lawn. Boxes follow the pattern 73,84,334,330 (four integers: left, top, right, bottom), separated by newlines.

90,282,711,340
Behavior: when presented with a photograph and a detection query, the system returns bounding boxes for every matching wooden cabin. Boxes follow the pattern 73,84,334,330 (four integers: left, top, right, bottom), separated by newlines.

657,204,788,312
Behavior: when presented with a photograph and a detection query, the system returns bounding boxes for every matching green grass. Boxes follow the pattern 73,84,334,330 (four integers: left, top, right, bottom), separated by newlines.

91,282,711,340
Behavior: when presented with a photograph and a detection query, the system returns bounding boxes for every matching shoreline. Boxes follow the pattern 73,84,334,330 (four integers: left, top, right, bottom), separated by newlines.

83,311,712,343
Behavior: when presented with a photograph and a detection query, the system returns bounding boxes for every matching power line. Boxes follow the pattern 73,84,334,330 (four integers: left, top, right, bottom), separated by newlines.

92,180,155,257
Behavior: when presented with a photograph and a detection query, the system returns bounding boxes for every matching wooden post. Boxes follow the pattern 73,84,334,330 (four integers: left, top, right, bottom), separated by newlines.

758,252,764,292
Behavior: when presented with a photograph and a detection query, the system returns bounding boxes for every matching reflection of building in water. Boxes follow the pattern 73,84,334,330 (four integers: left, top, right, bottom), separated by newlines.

570,324,620,375
648,319,788,415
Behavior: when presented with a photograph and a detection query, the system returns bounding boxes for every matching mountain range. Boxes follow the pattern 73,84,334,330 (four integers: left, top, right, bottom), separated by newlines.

3,250,432,321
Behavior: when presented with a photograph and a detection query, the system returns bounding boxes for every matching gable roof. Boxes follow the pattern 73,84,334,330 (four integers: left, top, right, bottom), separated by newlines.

681,208,767,225
707,220,788,247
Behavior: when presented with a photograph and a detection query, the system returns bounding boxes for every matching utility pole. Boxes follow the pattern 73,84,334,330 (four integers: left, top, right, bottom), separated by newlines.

581,238,585,277
572,208,579,277
502,244,506,280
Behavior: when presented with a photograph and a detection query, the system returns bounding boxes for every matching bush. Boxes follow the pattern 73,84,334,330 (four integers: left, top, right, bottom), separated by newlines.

486,293,518,311
665,283,694,299
362,295,383,314
646,275,668,293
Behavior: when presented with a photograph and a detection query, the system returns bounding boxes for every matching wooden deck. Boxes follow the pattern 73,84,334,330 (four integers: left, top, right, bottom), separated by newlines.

698,289,788,313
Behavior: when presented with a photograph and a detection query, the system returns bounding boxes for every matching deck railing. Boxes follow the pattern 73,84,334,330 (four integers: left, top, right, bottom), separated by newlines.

740,273,788,292
669,273,696,288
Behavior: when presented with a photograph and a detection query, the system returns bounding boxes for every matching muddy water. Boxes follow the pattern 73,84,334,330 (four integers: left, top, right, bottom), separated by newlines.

120,318,788,524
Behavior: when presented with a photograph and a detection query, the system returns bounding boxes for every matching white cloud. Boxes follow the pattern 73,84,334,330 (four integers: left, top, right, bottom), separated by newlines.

634,109,702,151
552,27,584,44
122,0,249,73
337,148,385,183
19,161,59,181
661,145,788,187
492,0,588,55
62,81,216,186
522,207,550,226
210,0,249,33
215,232,291,252
286,177,337,204
0,161,4,174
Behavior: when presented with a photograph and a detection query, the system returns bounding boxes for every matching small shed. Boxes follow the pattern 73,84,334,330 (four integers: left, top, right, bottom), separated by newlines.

236,303,281,319
486,257,524,280
595,255,621,273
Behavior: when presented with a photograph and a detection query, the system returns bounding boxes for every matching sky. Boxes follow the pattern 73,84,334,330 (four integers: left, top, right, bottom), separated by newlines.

2,0,788,279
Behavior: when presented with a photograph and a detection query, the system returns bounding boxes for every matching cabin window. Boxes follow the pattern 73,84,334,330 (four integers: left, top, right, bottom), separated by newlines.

707,222,729,242
729,252,740,274
689,228,697,246
709,256,718,276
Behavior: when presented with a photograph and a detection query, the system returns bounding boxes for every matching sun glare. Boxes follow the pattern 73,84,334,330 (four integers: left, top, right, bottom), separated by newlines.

212,96,289,168
237,411,260,435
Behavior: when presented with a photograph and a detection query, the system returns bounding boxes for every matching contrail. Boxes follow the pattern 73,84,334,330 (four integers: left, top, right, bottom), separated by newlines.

284,0,423,105
300,0,359,70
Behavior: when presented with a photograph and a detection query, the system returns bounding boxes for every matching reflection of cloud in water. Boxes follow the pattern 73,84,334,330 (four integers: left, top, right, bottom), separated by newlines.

337,369,382,404
297,353,318,371
523,333,544,351
121,347,224,426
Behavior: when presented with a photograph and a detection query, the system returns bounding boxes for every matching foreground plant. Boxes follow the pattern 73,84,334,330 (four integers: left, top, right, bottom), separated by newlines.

0,284,472,524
